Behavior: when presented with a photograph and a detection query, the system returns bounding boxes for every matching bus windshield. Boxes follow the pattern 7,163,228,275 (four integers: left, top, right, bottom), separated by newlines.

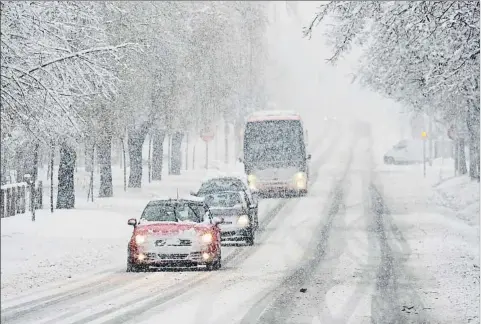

244,120,305,164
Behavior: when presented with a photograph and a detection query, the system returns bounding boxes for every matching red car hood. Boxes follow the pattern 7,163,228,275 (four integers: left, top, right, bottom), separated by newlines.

134,222,211,236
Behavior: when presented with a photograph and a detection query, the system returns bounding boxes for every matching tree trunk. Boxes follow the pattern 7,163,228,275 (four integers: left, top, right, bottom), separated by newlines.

85,142,93,173
15,147,27,183
467,104,480,181
167,134,172,175
128,129,147,188
171,132,184,175
458,139,468,175
234,119,243,161
148,136,152,183
468,139,479,180
32,142,39,182
56,142,76,209
224,121,229,164
50,142,54,213
151,130,166,181
98,131,113,197
1,143,7,185
121,137,127,191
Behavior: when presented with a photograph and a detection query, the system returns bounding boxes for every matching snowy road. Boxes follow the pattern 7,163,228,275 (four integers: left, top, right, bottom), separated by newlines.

2,120,478,324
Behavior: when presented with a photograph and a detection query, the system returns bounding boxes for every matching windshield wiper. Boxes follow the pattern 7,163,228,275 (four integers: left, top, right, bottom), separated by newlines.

172,207,181,222
188,204,201,222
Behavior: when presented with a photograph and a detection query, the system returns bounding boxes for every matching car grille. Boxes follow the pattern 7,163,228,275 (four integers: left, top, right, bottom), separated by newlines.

158,253,188,260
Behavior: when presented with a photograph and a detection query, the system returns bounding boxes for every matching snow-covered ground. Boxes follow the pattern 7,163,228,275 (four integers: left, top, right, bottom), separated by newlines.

2,118,478,324
2,3,479,324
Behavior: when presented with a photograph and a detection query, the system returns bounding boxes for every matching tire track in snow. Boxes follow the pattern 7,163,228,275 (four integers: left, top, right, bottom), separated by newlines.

290,124,380,324
69,129,340,324
0,270,146,322
238,134,356,324
369,183,431,324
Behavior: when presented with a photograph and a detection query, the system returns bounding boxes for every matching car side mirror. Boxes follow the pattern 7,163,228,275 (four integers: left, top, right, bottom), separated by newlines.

189,191,197,197
307,154,312,160
213,216,224,225
127,218,137,227
238,157,243,163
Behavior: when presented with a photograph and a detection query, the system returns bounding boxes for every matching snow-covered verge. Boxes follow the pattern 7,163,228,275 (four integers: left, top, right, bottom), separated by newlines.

1,209,132,299
376,163,479,323
431,175,480,227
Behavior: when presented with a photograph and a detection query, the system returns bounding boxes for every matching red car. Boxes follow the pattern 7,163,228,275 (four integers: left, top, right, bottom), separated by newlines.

126,198,223,272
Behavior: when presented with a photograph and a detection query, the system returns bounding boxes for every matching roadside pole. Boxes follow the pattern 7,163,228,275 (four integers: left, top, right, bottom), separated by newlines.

205,142,209,169
200,126,215,170
422,131,427,178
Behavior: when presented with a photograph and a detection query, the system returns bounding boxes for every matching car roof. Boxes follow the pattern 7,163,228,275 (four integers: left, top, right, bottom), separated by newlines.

203,190,243,195
203,176,243,181
147,197,206,205
201,177,246,185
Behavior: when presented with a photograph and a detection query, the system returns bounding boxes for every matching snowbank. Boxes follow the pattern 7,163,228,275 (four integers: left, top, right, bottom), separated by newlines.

1,209,132,299
431,175,480,227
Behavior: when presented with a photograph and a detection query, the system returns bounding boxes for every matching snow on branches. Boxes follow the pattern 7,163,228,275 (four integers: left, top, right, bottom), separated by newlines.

1,1,269,145
1,1,134,142
305,1,479,123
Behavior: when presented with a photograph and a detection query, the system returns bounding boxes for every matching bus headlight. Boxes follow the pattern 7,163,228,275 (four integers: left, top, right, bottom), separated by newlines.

237,215,250,227
293,172,307,189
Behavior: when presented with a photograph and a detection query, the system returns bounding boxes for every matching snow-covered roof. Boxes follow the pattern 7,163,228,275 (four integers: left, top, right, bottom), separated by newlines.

148,196,206,205
247,110,301,122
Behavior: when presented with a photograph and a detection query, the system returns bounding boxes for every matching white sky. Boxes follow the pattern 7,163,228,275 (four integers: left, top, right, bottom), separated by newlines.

264,1,410,140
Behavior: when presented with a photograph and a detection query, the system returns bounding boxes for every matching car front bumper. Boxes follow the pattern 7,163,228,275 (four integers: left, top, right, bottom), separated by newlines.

219,225,252,242
250,180,307,197
129,248,218,268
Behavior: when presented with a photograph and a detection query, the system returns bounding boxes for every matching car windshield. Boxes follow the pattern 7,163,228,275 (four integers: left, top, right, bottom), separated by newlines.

140,203,204,223
198,179,244,194
204,192,243,208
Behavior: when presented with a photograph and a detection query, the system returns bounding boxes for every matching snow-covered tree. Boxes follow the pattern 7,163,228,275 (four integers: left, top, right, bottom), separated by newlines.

1,1,136,207
305,1,479,179
1,1,271,206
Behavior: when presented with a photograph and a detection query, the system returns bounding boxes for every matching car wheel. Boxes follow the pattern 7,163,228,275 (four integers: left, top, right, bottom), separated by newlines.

385,157,395,164
206,253,222,271
245,229,255,246
126,261,143,272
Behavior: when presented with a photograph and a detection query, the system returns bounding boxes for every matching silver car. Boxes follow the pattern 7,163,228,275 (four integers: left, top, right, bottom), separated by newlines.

204,191,256,246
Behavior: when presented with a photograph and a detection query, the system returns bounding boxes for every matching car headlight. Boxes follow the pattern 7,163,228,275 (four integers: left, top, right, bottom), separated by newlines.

247,174,257,190
237,215,250,226
135,235,145,244
201,233,213,244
